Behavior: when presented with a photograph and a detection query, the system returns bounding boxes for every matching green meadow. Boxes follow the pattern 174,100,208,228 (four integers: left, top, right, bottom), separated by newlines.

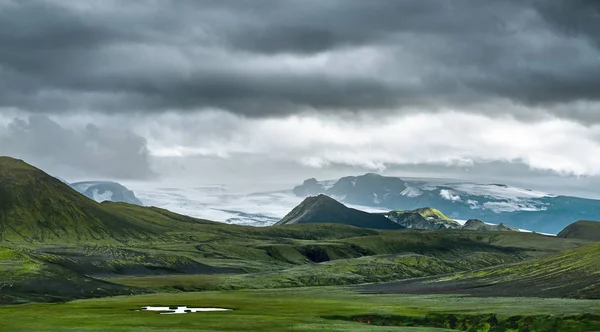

2,288,599,332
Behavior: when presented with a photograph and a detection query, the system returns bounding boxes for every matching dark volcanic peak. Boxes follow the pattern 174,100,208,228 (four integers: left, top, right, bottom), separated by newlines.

276,194,404,230
558,220,600,241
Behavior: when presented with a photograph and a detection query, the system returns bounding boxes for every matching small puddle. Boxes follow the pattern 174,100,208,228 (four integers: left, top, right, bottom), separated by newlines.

139,306,232,315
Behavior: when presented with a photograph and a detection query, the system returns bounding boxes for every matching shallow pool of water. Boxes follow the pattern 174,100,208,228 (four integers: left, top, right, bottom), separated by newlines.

140,306,232,314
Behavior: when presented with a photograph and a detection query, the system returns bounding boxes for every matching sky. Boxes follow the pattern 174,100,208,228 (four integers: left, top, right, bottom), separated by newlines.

1,0,600,196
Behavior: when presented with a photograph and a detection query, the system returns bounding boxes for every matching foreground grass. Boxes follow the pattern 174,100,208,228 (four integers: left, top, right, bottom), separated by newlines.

1,287,599,331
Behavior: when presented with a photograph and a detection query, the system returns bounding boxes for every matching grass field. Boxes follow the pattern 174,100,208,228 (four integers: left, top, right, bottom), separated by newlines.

1,287,599,331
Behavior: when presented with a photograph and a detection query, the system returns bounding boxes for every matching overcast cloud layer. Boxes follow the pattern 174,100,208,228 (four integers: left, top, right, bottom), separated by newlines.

1,0,599,190
1,0,600,118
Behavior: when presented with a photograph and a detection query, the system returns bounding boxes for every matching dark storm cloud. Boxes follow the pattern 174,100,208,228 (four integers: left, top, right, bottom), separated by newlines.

0,0,599,120
534,0,600,47
0,114,155,179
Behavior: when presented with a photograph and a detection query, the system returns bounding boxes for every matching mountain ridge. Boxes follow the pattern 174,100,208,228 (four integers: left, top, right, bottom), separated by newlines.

277,194,522,232
292,173,600,233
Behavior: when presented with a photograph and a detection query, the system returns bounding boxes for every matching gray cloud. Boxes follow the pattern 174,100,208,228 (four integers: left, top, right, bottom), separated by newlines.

0,0,599,121
0,114,155,180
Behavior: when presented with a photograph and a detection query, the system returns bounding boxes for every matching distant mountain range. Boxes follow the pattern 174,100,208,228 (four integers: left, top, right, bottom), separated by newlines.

292,173,600,233
70,181,143,205
278,194,520,232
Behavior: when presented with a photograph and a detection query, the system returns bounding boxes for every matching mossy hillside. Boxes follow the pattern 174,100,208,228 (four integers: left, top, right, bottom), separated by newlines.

0,157,263,244
105,230,586,293
411,208,455,222
27,245,244,277
0,247,43,278
22,229,543,280
3,226,589,303
362,240,600,299
2,227,580,304
457,240,600,298
346,230,586,258
0,247,139,304
0,157,165,243
109,229,582,278
115,252,522,292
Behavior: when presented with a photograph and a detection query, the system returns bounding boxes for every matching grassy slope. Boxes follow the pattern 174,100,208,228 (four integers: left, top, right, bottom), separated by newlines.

360,240,600,299
0,247,139,304
0,157,172,243
0,288,599,331
106,230,587,293
3,227,587,304
112,252,521,292
0,157,248,244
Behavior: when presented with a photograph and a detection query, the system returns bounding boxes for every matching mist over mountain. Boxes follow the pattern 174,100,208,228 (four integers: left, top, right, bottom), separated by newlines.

292,173,600,233
70,181,143,206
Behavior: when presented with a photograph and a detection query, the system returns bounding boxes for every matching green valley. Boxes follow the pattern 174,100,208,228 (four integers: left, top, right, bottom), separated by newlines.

0,157,599,331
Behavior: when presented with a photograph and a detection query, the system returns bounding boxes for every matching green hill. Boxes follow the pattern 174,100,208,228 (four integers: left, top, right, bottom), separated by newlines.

360,239,600,299
0,157,163,242
275,194,404,230
0,247,139,304
558,220,600,241
0,157,224,243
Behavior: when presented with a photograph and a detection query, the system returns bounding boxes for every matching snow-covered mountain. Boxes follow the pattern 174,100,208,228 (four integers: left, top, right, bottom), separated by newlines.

70,181,143,206
292,173,600,234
